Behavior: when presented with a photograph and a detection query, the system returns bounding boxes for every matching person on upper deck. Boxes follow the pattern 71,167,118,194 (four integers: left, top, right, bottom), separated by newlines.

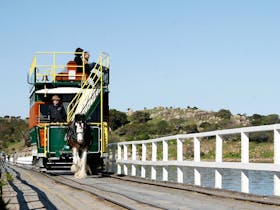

74,47,84,73
82,51,102,84
48,95,67,122
82,51,91,75
82,51,99,74
83,51,109,85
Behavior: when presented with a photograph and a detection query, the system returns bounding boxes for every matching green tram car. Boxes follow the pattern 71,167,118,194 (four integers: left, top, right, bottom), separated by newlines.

28,51,110,170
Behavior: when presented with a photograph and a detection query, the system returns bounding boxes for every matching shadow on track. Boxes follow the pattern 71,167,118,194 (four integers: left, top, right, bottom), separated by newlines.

4,165,58,210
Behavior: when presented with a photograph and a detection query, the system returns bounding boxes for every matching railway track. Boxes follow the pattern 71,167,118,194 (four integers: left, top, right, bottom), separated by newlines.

2,164,162,210
2,163,280,210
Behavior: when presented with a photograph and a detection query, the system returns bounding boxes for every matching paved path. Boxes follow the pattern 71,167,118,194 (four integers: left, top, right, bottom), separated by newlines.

2,164,280,210
2,165,123,210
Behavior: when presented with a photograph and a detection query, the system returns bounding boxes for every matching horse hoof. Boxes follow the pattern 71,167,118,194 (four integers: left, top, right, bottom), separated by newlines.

81,173,87,178
78,173,87,179
71,164,79,173
75,172,87,179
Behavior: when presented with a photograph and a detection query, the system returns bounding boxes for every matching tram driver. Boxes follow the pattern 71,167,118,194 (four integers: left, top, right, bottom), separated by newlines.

48,95,67,122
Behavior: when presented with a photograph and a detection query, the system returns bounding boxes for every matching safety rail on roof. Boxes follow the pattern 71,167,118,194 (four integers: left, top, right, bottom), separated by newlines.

106,123,280,196
28,51,86,84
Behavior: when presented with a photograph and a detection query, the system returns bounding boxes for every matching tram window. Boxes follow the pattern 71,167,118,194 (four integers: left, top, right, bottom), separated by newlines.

61,94,75,102
63,102,70,113
39,104,50,122
38,94,51,103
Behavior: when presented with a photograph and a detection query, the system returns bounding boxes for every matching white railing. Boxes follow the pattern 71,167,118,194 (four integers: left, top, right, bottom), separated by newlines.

8,156,33,165
106,124,280,196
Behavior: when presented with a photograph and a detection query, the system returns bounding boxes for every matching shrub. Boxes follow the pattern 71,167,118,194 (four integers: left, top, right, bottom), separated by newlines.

215,109,232,120
130,111,151,123
199,122,217,132
249,114,280,126
184,124,198,133
155,120,171,135
109,109,129,130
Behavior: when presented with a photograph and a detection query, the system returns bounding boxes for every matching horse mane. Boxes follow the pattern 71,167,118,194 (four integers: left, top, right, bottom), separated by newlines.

66,114,92,149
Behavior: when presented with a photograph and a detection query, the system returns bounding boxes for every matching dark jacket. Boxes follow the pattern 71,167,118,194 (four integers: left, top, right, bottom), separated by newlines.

48,104,67,122
74,56,83,73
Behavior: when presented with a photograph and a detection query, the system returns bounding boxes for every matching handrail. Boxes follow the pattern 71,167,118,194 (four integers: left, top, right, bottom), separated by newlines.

66,52,109,123
29,56,37,76
28,51,86,83
66,67,101,122
107,123,280,196
43,124,47,157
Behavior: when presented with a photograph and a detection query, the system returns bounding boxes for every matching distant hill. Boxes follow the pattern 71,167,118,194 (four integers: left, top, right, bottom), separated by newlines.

146,106,250,129
109,106,280,142
0,116,29,153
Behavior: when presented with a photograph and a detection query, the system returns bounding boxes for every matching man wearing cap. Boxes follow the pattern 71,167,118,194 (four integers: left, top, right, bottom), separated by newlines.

48,95,67,122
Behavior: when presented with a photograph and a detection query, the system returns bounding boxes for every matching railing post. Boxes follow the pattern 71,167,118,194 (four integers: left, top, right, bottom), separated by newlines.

117,144,122,174
106,144,110,173
151,142,157,180
274,172,280,196
274,129,280,164
111,144,116,173
123,144,128,175
215,134,222,189
194,168,201,186
163,140,168,181
141,143,146,178
241,132,249,163
177,138,183,183
194,136,201,186
132,144,136,176
194,136,200,162
274,129,280,196
241,132,249,193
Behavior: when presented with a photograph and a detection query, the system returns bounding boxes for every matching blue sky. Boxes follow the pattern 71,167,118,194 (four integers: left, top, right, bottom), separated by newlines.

0,0,280,118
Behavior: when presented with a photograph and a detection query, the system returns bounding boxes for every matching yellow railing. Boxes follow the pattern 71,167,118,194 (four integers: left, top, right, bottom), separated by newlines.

102,122,109,154
43,125,47,157
66,52,109,155
29,51,86,83
66,63,101,122
66,52,110,122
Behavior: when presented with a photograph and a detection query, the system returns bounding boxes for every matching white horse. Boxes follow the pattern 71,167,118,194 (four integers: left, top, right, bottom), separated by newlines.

66,114,92,178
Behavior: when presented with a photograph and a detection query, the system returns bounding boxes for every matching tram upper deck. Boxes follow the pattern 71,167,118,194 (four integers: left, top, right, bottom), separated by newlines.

28,51,110,87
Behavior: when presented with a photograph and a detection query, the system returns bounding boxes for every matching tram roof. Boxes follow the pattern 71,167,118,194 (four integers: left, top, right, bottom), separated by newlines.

35,87,81,94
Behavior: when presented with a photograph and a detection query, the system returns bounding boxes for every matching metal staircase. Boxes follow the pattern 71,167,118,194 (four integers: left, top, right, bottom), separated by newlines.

67,53,110,123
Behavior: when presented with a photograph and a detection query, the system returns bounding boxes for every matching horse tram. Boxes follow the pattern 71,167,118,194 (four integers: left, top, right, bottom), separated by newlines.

28,51,110,178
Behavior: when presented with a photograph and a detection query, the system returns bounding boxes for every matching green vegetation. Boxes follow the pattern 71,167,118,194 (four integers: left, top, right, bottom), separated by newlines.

249,114,280,126
215,109,232,119
0,117,29,153
109,109,129,131
109,107,280,161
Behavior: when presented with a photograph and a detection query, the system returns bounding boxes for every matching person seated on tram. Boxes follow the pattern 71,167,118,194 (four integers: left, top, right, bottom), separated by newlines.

74,47,84,73
48,95,67,122
82,51,102,84
83,51,92,75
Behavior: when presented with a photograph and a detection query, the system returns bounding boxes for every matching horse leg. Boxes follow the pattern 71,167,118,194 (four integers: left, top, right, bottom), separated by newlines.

76,149,87,178
71,147,80,174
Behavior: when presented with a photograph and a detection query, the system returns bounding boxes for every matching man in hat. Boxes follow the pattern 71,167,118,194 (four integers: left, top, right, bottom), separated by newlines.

48,95,67,122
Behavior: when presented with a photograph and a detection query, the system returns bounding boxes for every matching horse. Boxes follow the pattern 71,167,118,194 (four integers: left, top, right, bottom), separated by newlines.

66,114,92,178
